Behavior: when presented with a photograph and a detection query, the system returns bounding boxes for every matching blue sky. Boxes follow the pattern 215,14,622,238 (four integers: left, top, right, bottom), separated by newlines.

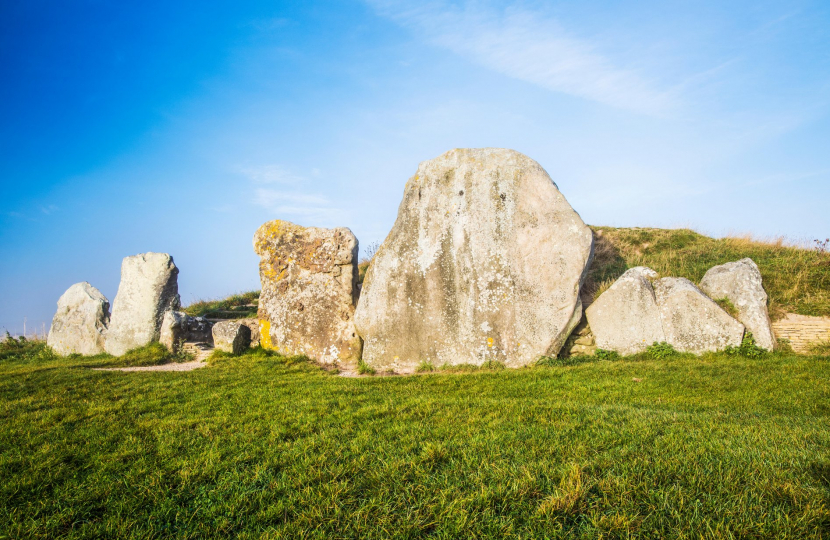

1,0,829,335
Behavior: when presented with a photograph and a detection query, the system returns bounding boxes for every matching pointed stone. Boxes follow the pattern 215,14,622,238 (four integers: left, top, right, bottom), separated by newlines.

586,267,665,355
699,258,775,350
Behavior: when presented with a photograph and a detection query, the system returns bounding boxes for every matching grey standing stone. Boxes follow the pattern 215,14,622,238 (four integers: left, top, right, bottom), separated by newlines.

354,148,594,372
104,252,180,356
586,267,666,355
47,282,110,356
699,258,775,350
212,320,252,355
653,277,744,354
254,220,361,367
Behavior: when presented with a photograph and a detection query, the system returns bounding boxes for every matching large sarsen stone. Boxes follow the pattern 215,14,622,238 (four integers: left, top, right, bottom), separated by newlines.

254,220,361,366
105,252,180,356
699,258,775,350
47,282,110,356
354,148,594,372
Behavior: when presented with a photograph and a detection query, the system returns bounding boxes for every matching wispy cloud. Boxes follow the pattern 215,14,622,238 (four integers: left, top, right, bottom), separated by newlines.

253,188,343,221
245,163,344,223
238,164,304,184
367,0,676,115
39,204,58,215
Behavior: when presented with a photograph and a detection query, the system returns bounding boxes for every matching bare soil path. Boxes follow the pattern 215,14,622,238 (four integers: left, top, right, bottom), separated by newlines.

94,342,213,372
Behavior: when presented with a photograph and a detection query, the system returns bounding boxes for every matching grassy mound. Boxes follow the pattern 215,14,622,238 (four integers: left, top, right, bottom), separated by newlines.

182,291,259,320
585,227,830,319
2,347,829,537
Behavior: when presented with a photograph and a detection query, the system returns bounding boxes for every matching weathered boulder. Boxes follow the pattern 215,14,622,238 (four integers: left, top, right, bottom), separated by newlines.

699,258,775,350
653,277,744,354
47,282,110,355
253,220,361,366
586,267,665,355
354,148,594,372
212,320,252,354
159,311,213,352
238,318,261,348
105,252,180,356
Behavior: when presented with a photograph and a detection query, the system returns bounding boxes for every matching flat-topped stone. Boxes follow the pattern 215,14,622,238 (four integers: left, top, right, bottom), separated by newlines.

254,220,361,366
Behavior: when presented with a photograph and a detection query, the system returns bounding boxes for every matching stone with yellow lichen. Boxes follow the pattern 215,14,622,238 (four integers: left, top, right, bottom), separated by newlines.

253,220,362,367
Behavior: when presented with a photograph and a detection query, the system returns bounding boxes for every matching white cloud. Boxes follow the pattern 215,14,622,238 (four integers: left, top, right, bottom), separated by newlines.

238,164,303,184
367,0,676,115
253,188,344,223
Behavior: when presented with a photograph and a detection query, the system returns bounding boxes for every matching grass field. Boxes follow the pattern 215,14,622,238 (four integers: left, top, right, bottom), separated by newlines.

2,341,830,538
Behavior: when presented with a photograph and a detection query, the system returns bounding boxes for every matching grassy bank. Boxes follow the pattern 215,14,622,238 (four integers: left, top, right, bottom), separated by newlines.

586,227,830,319
2,347,829,538
182,291,259,320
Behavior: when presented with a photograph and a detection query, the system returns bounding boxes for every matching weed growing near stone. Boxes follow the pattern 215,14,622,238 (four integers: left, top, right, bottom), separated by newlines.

357,359,376,375
593,349,621,361
646,341,678,359
724,332,768,359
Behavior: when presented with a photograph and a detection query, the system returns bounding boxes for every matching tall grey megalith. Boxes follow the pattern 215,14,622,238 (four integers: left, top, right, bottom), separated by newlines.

105,252,180,356
354,148,594,372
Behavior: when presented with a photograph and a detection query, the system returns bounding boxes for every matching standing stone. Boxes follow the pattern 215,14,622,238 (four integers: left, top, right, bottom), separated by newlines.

586,267,665,355
212,320,252,355
653,277,744,354
699,258,775,350
159,311,213,353
354,148,594,372
47,282,110,356
254,220,361,366
105,252,180,356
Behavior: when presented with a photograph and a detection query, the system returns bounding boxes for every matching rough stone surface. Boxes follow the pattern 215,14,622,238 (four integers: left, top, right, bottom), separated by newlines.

159,311,213,352
212,320,252,354
105,252,180,356
354,148,594,372
560,318,597,357
47,282,110,356
254,220,361,366
653,277,744,354
586,267,666,355
238,318,261,348
699,258,775,350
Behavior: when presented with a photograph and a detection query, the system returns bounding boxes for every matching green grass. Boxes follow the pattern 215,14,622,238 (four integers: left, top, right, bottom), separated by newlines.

182,291,260,319
587,227,830,319
0,336,189,369
2,347,830,538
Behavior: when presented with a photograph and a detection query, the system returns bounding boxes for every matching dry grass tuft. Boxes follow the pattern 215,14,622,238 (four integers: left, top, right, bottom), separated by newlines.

537,463,590,515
